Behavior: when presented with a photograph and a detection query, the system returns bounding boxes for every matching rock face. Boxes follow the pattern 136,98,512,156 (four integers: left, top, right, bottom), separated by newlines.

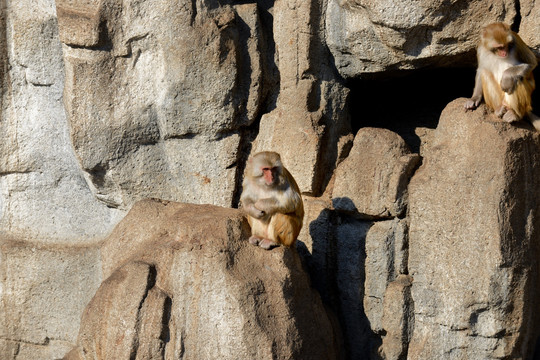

3,0,540,359
65,200,340,360
0,0,121,242
299,127,417,359
249,0,352,195
0,2,118,357
326,0,522,77
297,100,540,359
58,0,262,209
56,0,351,207
519,0,540,52
0,239,102,359
407,100,540,359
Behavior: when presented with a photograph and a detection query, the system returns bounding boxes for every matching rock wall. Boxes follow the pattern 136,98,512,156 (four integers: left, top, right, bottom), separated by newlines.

1,0,540,359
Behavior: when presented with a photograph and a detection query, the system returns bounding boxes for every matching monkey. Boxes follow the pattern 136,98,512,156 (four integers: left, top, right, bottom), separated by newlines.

465,22,540,130
240,151,304,250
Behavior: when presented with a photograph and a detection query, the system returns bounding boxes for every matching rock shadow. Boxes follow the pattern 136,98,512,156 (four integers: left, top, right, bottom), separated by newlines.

300,197,383,359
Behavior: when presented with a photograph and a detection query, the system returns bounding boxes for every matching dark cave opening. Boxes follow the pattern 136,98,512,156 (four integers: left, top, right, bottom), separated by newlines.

347,67,476,153
347,66,540,153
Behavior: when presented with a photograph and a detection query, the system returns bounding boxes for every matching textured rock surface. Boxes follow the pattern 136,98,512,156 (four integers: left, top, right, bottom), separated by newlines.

380,274,414,360
298,100,540,359
326,0,528,78
2,0,540,359
0,2,119,358
0,0,122,242
66,199,340,360
363,219,409,334
58,0,263,210
519,0,540,52
332,128,420,219
248,0,352,195
299,194,411,358
408,99,540,359
0,238,102,359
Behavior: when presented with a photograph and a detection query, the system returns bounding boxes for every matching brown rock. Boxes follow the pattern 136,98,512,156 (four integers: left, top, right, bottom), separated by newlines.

364,219,409,334
56,0,102,47
332,128,420,219
67,199,340,360
408,99,540,359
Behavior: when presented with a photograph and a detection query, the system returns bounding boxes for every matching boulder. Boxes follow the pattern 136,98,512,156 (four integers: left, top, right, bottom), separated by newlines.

301,177,412,359
332,128,420,219
66,199,340,360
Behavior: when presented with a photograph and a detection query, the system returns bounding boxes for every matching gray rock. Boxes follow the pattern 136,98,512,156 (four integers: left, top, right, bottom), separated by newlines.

301,191,412,359
334,219,372,359
0,0,122,241
326,0,517,78
297,196,335,304
0,2,121,358
329,217,411,359
364,219,408,334
0,238,102,359
3,1,540,359
517,0,540,53
380,275,414,360
250,0,351,195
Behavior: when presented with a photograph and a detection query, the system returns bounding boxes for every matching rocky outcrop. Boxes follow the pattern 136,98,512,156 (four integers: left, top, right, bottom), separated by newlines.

56,0,351,208
332,128,420,218
297,100,540,359
60,100,540,360
407,100,540,359
326,0,538,78
3,0,540,359
64,200,340,360
250,0,352,195
299,127,417,359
